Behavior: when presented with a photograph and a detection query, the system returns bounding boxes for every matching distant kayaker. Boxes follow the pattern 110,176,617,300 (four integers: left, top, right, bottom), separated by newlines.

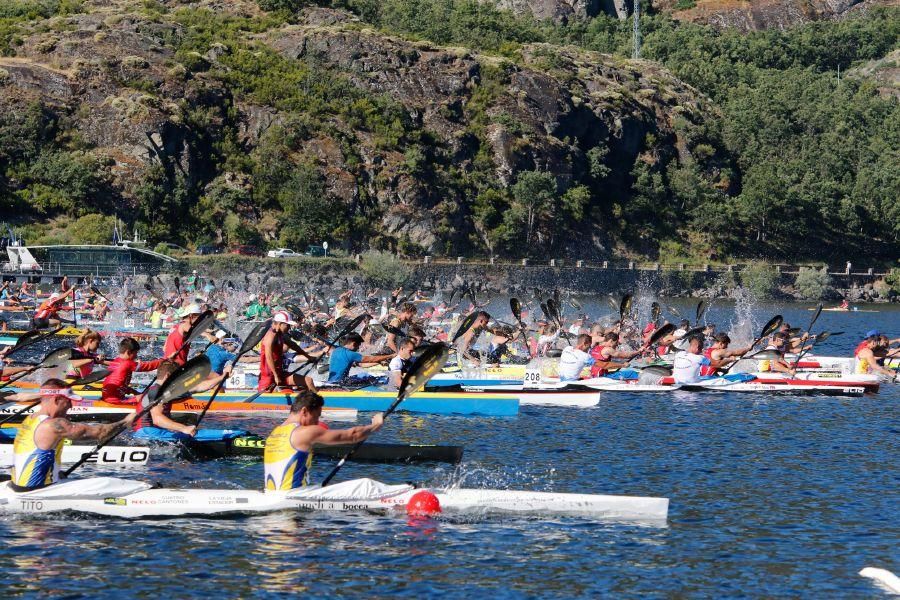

32,288,75,329
384,302,418,353
460,311,491,362
672,335,711,384
9,379,135,491
263,390,383,491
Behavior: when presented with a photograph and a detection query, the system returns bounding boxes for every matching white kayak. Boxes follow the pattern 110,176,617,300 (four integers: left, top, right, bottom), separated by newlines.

459,385,600,407
0,443,149,467
0,477,669,522
0,403,360,423
859,567,900,594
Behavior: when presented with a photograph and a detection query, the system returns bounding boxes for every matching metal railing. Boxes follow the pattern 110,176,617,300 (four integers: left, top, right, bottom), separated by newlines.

0,262,169,277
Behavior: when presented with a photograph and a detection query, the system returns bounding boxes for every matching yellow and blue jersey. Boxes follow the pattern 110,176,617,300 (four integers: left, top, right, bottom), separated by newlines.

12,414,62,489
264,423,312,491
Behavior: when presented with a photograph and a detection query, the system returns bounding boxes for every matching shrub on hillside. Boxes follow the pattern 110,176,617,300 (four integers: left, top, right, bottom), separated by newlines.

741,262,778,299
359,252,408,288
794,267,831,300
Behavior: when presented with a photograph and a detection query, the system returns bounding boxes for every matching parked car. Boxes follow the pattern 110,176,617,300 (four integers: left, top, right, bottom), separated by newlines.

267,248,300,258
304,245,326,257
196,245,223,255
231,245,263,256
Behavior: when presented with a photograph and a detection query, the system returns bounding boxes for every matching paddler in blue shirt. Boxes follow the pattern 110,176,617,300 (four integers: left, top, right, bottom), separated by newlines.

9,379,134,491
326,333,393,384
264,391,383,491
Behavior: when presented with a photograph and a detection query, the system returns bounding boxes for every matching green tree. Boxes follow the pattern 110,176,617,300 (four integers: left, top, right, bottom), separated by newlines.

506,170,557,249
70,213,117,244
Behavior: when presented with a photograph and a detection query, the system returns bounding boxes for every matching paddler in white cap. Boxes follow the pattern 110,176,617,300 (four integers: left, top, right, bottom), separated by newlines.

8,379,135,491
31,287,76,330
164,302,203,365
259,310,317,392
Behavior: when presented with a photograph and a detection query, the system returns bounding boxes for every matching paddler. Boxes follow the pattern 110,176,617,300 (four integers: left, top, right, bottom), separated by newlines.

66,330,103,380
101,338,163,403
32,288,76,329
9,379,135,491
672,335,711,384
163,303,203,365
264,390,383,490
387,339,415,389
759,332,796,376
384,302,418,353
558,334,595,381
326,333,393,384
699,333,751,375
853,331,897,379
589,333,641,378
259,310,316,392
131,360,231,440
459,311,491,362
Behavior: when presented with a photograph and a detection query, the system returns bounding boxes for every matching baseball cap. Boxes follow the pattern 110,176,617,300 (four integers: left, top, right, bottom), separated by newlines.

865,329,881,338
215,329,228,340
49,292,61,301
273,310,298,326
179,303,203,318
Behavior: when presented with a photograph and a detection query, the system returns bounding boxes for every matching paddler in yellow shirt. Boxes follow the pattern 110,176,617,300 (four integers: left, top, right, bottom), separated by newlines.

264,391,383,491
9,379,135,491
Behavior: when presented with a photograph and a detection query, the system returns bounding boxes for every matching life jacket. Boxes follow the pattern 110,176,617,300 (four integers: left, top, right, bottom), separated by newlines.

700,347,716,376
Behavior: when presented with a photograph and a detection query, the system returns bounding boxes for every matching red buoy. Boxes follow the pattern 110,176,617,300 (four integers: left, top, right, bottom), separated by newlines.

406,490,441,516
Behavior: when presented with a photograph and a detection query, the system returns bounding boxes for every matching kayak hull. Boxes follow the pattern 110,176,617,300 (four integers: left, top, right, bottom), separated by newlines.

0,477,669,521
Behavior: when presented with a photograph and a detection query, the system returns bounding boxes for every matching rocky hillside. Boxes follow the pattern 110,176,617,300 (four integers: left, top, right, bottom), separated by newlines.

0,0,727,258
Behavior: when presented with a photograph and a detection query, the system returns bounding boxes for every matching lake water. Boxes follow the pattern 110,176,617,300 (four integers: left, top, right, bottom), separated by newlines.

1,302,897,597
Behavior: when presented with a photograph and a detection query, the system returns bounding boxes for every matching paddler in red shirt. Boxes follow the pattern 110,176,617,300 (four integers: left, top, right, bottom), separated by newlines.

699,333,751,376
164,303,203,365
101,337,163,403
32,288,76,329
259,311,317,392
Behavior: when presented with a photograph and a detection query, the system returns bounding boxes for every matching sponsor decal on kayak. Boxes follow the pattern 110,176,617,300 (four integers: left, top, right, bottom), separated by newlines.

104,497,127,506
233,437,265,448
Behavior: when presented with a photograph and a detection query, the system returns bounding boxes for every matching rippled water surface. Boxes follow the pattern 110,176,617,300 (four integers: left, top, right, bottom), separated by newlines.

1,303,897,598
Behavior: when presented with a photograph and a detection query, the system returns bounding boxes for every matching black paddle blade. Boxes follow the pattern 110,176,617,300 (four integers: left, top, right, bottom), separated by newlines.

157,355,211,404
808,304,823,329
762,315,784,337
619,293,633,320
174,276,181,291
683,326,706,340
451,312,480,344
552,289,560,309
13,330,41,349
398,343,450,400
539,302,551,321
650,302,661,323
381,322,405,336
813,331,831,344
547,298,561,323
42,347,74,367
337,314,367,342
240,319,272,355
510,298,523,322
696,300,706,324
185,310,216,345
648,323,676,346
71,369,110,387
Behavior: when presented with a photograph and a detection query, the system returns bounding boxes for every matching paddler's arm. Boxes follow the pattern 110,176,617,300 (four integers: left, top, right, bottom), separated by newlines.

294,413,383,447
149,404,195,436
359,353,393,365
193,365,232,392
43,413,136,444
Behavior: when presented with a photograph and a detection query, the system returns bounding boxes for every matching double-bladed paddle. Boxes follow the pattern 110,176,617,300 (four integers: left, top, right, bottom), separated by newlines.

510,298,533,357
695,300,706,326
620,293,633,321
3,326,65,359
0,347,73,392
321,342,449,486
62,354,212,477
790,304,823,368
451,311,480,346
193,319,272,428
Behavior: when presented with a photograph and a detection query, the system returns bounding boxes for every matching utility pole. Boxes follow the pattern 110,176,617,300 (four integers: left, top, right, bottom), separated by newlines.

632,0,641,59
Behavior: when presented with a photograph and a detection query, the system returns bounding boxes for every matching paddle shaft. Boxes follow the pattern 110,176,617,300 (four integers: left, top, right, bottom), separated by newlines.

0,399,42,426
320,393,405,486
4,326,65,359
